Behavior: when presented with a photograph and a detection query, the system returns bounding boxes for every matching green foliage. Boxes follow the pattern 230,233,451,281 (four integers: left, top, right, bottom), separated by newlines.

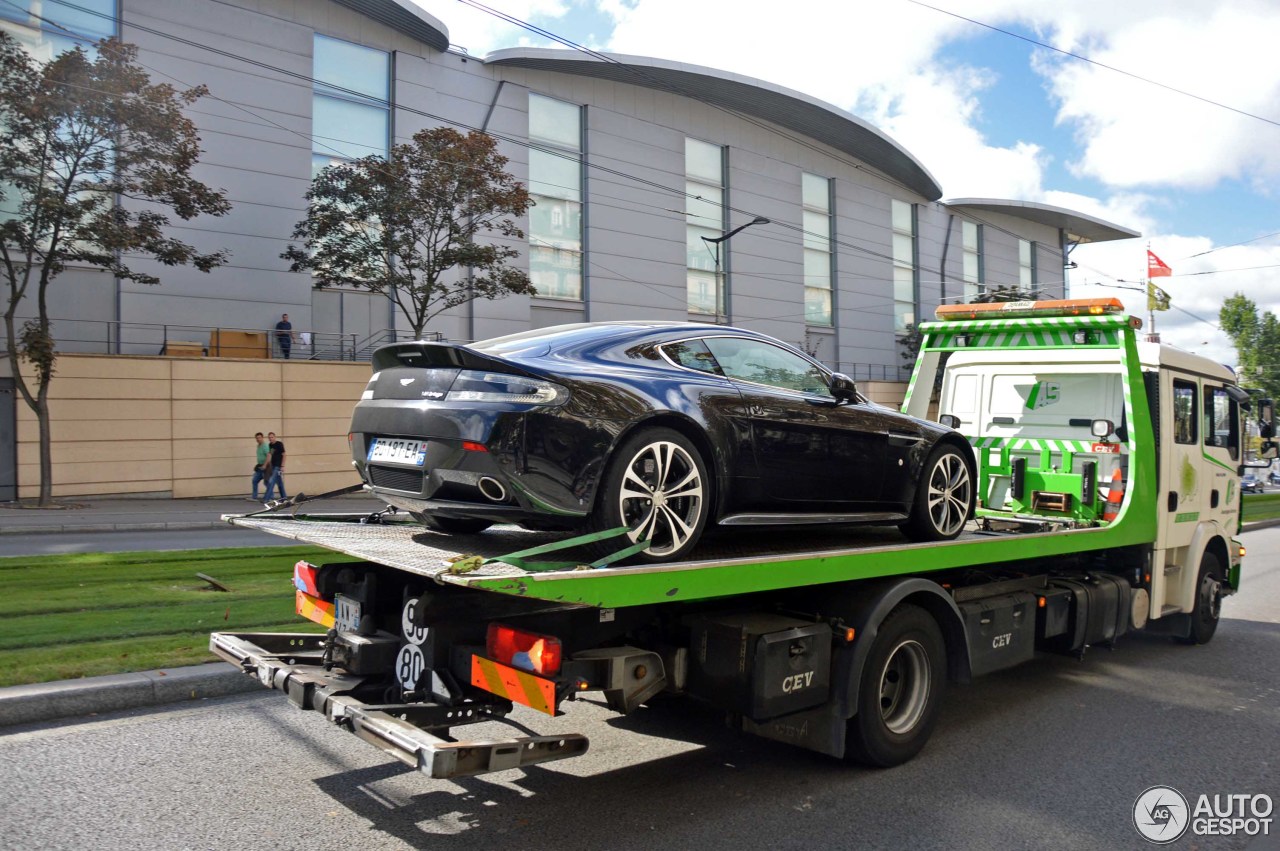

0,34,229,504
1219,293,1280,398
284,126,535,338
0,546,358,686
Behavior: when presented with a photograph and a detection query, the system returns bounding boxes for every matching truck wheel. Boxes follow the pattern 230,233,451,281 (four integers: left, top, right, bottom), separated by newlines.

846,604,946,767
1177,552,1223,645
590,427,710,563
413,514,493,535
901,444,973,542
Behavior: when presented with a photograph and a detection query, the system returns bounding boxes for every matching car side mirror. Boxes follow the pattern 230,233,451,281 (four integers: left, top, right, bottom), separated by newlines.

1091,418,1116,439
829,372,858,403
939,414,961,429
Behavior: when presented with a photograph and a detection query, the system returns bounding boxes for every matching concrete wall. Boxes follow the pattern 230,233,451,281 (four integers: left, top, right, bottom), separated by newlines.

14,354,367,499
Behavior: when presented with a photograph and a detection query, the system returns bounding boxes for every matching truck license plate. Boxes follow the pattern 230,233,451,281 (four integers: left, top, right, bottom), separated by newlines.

368,438,427,467
334,595,362,632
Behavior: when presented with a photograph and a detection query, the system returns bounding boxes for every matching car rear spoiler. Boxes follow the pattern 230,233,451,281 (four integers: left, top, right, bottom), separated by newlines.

371,341,541,379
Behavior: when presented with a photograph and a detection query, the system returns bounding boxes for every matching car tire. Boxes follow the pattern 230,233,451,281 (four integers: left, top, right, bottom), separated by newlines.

901,444,974,542
412,513,493,536
846,604,947,768
588,427,711,564
1177,552,1223,645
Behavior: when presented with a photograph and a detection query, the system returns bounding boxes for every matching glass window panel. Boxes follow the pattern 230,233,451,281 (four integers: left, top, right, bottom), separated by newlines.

1019,239,1031,266
804,248,830,285
529,196,582,251
687,270,719,315
962,251,979,283
964,281,983,300
529,148,580,202
894,303,914,333
1,0,114,38
529,245,582,300
314,35,388,103
802,173,829,211
662,339,721,374
893,265,914,302
803,209,829,250
1173,381,1197,444
686,226,721,272
962,221,979,251
704,338,830,396
529,94,581,149
893,233,914,264
685,181,722,226
1020,265,1033,287
892,199,913,233
686,138,722,183
805,287,832,326
312,95,387,159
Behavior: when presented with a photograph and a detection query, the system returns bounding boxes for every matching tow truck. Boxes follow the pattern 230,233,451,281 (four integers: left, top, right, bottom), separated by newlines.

211,298,1276,777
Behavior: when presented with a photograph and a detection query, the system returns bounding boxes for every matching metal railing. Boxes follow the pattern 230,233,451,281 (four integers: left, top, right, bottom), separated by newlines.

15,318,439,362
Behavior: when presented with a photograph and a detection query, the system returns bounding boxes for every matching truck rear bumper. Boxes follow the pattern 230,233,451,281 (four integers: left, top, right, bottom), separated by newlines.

209,631,588,779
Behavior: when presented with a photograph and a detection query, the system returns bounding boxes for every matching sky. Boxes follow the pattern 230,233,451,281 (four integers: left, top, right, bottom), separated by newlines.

413,0,1280,370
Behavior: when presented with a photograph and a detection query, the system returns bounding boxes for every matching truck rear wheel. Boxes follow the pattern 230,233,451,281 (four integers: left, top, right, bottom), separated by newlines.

846,604,946,767
1177,552,1223,645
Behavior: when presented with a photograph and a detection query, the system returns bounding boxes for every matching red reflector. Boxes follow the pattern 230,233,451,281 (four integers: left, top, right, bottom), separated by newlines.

486,623,562,675
292,560,319,596
462,441,488,452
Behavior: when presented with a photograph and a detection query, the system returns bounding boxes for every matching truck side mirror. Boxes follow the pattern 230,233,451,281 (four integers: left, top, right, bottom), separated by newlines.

1260,399,1275,438
1091,418,1116,439
1260,441,1279,461
829,372,858,403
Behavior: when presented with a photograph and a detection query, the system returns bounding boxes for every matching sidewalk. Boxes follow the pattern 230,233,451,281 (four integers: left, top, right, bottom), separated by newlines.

0,492,387,535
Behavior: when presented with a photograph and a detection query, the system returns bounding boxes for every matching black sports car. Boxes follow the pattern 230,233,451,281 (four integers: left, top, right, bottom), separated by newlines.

351,321,975,562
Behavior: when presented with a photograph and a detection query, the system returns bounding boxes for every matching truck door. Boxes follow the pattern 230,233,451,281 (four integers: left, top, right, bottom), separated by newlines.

1201,382,1241,532
1159,374,1202,551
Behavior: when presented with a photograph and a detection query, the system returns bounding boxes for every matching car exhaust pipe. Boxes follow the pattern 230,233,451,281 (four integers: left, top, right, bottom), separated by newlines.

478,477,507,502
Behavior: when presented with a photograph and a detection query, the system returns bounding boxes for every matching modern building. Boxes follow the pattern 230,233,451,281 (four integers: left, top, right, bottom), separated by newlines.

2,0,1139,374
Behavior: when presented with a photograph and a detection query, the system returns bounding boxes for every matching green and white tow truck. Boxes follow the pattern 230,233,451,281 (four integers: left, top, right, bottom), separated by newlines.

212,298,1277,778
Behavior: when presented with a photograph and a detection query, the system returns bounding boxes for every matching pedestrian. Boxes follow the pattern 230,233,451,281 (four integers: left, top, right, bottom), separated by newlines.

249,432,270,501
275,313,294,359
266,431,288,500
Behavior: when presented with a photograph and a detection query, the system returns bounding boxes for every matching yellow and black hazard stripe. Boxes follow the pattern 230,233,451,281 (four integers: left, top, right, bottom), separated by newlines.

470,655,557,715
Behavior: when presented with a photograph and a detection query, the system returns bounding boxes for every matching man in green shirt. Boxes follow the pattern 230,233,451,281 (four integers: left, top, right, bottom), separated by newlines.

250,432,270,501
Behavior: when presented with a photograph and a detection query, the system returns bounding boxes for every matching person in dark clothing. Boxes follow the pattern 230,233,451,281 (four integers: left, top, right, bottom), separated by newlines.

275,313,294,359
266,431,287,499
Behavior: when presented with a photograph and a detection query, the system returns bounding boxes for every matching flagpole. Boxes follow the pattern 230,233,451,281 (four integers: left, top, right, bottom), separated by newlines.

1146,242,1157,340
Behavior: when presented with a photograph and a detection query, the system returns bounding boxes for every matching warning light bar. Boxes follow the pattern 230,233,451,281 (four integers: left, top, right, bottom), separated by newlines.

936,298,1126,321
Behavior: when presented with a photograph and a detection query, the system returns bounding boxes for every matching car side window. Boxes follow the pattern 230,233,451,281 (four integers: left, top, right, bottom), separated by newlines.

661,339,723,375
703,337,831,397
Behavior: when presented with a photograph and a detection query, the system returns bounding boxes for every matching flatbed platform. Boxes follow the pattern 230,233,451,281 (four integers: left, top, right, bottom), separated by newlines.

226,512,1128,609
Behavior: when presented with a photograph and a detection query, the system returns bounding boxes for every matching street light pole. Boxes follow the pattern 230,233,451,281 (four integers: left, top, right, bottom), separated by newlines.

701,216,770,319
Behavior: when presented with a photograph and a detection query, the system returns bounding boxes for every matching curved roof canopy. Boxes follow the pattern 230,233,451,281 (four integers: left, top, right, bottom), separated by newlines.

332,0,449,52
485,48,943,201
944,198,1140,244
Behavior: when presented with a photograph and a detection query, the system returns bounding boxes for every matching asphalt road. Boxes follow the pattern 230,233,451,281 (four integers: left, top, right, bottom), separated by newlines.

3,531,1279,850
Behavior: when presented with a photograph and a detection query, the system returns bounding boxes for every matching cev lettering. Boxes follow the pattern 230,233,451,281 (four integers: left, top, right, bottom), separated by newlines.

781,671,815,693
992,633,1012,649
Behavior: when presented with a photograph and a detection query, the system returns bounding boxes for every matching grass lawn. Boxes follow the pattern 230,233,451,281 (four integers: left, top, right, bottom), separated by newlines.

1243,492,1280,523
0,546,362,687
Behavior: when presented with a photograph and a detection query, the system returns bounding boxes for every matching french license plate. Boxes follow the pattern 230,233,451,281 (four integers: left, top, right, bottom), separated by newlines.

334,594,362,633
368,437,427,467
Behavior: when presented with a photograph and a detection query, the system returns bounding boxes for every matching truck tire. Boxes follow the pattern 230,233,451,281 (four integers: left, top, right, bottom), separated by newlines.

588,427,710,563
1177,552,1223,645
846,604,947,767
413,514,493,535
901,444,973,542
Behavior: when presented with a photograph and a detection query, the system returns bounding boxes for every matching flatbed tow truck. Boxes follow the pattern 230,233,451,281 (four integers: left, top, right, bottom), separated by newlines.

211,298,1276,777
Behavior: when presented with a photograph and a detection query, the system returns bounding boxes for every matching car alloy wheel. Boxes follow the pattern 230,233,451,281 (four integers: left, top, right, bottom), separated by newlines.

616,438,705,558
925,450,972,538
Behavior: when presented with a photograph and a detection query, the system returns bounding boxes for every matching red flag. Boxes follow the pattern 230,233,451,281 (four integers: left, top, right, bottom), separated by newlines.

1147,250,1172,278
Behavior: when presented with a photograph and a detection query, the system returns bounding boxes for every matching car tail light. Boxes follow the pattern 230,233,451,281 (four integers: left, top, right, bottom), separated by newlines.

486,623,562,675
446,370,567,406
462,440,488,452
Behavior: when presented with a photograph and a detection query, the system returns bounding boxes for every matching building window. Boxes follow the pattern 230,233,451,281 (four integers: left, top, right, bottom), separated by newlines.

528,93,583,301
0,0,116,60
686,138,725,316
311,34,389,176
891,200,916,334
1019,239,1037,288
962,221,984,300
802,173,833,326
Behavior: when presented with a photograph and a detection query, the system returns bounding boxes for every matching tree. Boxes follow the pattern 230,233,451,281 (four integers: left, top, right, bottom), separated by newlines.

0,35,230,505
1220,293,1280,399
283,127,536,339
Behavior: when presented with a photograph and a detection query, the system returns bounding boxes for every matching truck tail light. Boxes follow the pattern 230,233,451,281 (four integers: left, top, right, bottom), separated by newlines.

486,623,562,675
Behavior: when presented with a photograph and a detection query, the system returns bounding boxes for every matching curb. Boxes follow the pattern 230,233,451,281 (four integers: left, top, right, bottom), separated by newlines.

1242,518,1280,532
0,520,228,536
0,662,261,728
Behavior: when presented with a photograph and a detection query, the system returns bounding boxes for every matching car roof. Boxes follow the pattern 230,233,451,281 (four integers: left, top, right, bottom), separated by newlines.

472,320,754,355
